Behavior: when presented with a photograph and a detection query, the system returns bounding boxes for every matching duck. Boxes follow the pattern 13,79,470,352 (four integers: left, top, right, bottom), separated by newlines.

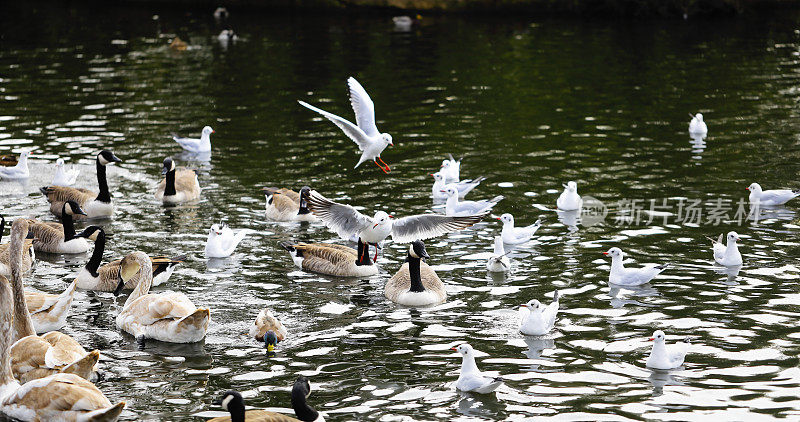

262,186,317,222
209,376,324,422
248,308,287,349
604,247,669,286
155,157,200,204
5,218,100,385
27,201,94,254
646,330,689,370
51,158,80,186
431,173,485,200
688,112,707,135
173,126,214,153
0,215,35,277
486,236,510,272
709,231,742,267
0,151,30,179
451,344,503,394
746,182,800,206
40,150,122,219
498,213,542,245
0,269,123,421
75,226,183,291
280,241,378,277
205,223,251,258
556,181,582,211
441,186,503,217
440,154,461,182
169,37,188,51
519,291,559,336
115,251,210,344
384,240,446,306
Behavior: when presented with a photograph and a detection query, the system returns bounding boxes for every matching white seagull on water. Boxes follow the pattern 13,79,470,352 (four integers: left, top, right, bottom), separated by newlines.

431,172,485,200
452,344,503,394
646,330,689,370
173,126,214,153
0,151,30,179
486,236,510,272
746,182,800,206
519,290,559,336
498,213,542,245
51,158,80,186
604,247,669,286
688,112,707,135
708,231,742,267
556,181,582,211
440,154,461,182
205,223,252,258
441,186,503,217
298,77,394,173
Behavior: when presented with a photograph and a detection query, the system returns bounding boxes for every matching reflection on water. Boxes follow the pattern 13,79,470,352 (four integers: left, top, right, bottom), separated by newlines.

2,2,800,420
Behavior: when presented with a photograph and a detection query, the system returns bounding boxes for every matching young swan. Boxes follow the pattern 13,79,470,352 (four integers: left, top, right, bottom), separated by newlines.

384,240,446,306
155,157,200,204
0,215,35,277
451,344,503,394
486,236,510,273
604,247,669,286
556,181,583,211
646,330,689,370
115,251,210,344
519,290,559,336
709,231,742,267
746,182,800,206
498,213,542,245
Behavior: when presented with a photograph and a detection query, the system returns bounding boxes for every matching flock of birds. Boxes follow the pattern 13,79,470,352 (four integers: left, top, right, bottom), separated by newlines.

0,27,799,421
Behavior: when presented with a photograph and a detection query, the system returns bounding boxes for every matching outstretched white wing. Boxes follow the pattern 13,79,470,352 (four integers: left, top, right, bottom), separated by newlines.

298,100,372,151
391,213,486,243
347,77,380,138
304,190,372,240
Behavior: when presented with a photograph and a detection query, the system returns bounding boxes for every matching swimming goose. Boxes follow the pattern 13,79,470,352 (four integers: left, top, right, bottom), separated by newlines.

486,236,510,273
384,240,446,306
155,157,200,204
709,231,742,267
0,151,30,179
5,218,100,384
746,182,800,206
249,308,287,348
280,241,378,277
556,181,583,211
431,173,485,200
0,275,124,421
0,216,34,277
519,291,559,336
646,330,689,370
305,189,485,262
451,344,503,394
263,186,317,222
51,158,80,186
76,226,183,291
205,223,251,258
115,251,210,344
40,150,122,219
688,112,707,135
441,186,503,217
173,126,214,153
210,376,324,422
298,77,393,173
498,213,542,245
27,201,95,254
440,154,461,182
604,247,669,286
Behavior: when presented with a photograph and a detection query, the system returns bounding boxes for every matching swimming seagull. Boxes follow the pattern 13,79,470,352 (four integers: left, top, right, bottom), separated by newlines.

556,181,582,211
519,290,559,336
172,126,214,153
486,236,510,272
708,231,742,267
451,344,503,394
298,77,394,173
604,247,669,286
304,189,486,262
0,151,30,179
205,223,252,258
688,113,707,135
498,213,541,245
440,154,461,182
441,186,503,217
51,158,80,186
646,330,689,370
746,182,800,206
431,172,485,200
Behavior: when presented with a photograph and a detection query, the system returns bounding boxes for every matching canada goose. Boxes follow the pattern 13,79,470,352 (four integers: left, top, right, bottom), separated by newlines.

0,154,18,166
384,240,446,306
5,218,100,385
155,157,200,204
0,151,30,179
262,186,317,222
115,251,210,344
209,377,324,422
249,308,287,349
40,150,122,219
0,215,35,277
51,158,80,186
75,226,183,291
280,241,378,277
170,37,188,51
27,201,95,254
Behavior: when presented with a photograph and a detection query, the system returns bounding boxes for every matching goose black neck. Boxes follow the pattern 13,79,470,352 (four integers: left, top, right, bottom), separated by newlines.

95,159,111,203
0,216,4,244
298,197,311,215
291,389,319,422
355,239,372,266
61,210,76,241
407,255,425,293
227,401,245,422
86,230,105,277
164,169,177,196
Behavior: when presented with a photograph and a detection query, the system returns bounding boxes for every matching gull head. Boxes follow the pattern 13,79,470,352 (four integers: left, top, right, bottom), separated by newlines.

727,231,740,243
563,181,578,192
56,158,65,168
746,182,761,193
498,213,514,226
441,159,451,170
694,113,703,122
18,151,31,161
603,247,623,259
649,330,666,343
161,157,175,175
209,223,224,237
372,211,392,229
430,172,445,183
409,240,430,260
382,133,393,147
451,343,474,357
441,186,458,198
521,299,541,311
202,126,215,136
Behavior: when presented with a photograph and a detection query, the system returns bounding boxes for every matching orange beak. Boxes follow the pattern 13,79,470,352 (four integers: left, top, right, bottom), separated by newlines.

602,252,609,255
212,130,216,133
373,223,379,229
746,188,749,191
648,338,654,341
450,347,457,351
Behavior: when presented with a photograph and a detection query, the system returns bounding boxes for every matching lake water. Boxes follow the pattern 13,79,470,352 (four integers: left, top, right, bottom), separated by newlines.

2,3,800,421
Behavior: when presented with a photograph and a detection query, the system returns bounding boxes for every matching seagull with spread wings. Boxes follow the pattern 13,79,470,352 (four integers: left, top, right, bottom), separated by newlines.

298,77,394,173
304,190,486,262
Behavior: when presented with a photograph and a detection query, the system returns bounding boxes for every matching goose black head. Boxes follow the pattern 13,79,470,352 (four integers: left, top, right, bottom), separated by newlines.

264,330,278,353
298,186,312,214
161,157,175,175
213,390,245,421
63,200,88,217
97,150,122,166
408,240,429,261
291,375,321,421
78,225,104,241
